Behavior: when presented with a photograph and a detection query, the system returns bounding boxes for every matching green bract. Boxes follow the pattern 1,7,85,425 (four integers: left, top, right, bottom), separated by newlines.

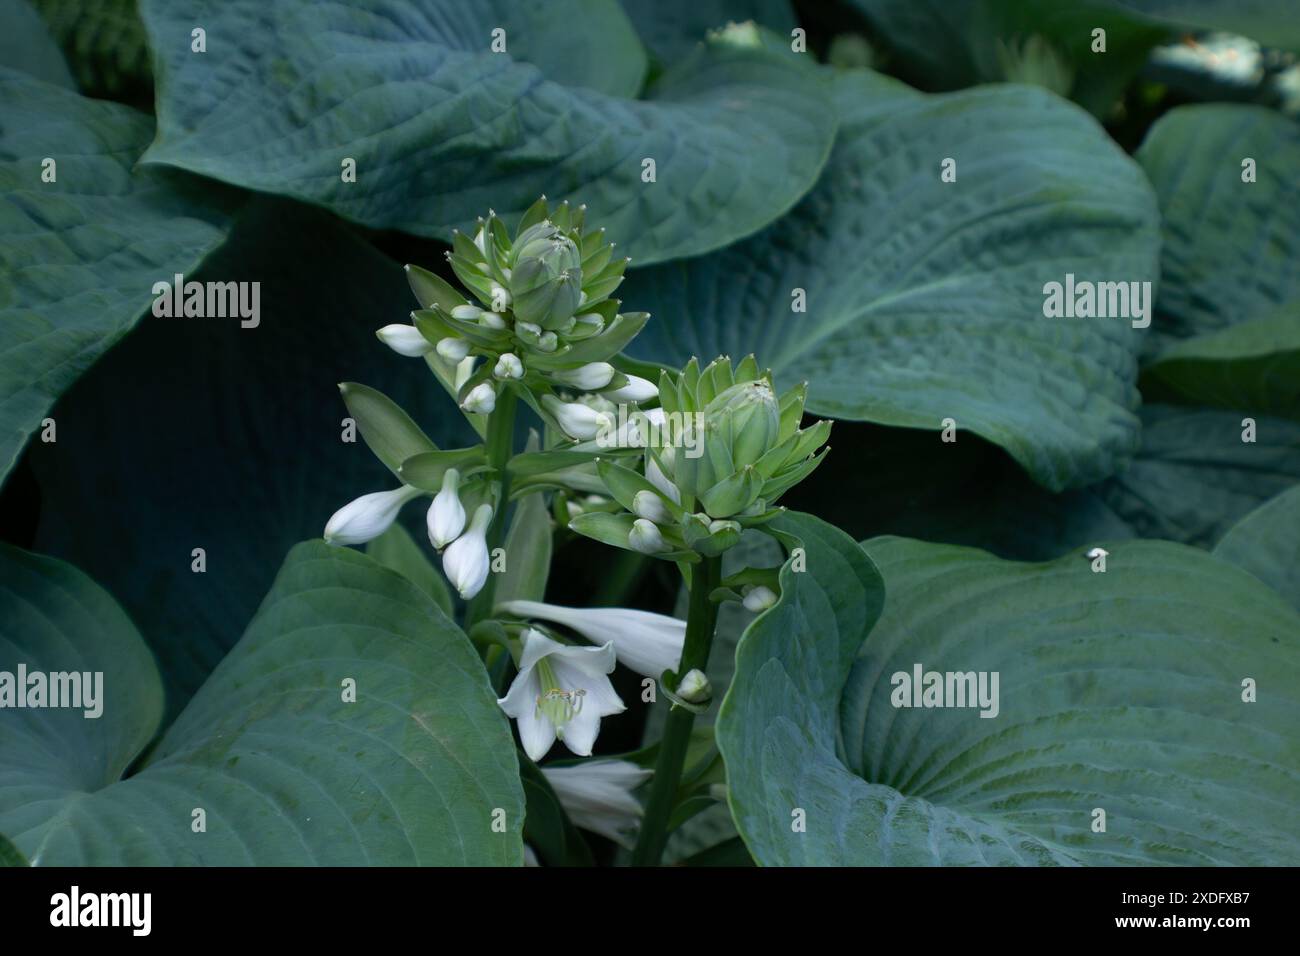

571,356,830,560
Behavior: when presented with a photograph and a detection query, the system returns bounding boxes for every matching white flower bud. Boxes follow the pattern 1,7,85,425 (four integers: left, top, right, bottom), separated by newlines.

628,518,668,555
543,394,611,440
480,311,508,330
553,362,616,391
743,585,778,612
376,324,433,357
436,337,471,362
324,486,421,546
443,504,493,599
461,382,497,414
494,353,524,380
602,374,658,403
632,489,672,524
708,519,741,536
451,304,483,321
645,451,680,504
537,331,558,352
426,469,466,549
676,669,712,704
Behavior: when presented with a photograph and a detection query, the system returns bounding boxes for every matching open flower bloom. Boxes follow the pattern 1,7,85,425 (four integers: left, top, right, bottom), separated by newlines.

498,600,685,680
541,760,653,849
323,485,422,545
498,628,625,761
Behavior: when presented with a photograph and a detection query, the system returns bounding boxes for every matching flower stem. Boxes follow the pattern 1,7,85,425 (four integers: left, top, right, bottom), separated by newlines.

466,386,517,628
630,554,722,866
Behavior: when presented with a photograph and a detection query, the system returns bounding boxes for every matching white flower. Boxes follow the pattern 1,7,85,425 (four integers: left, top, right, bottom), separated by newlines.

498,600,685,680
443,503,493,598
541,760,653,849
743,585,778,612
451,304,483,321
553,362,616,391
498,628,625,760
542,394,611,440
324,485,421,546
426,468,466,549
632,489,672,524
494,353,524,380
602,374,658,403
628,518,668,555
436,337,470,362
461,381,497,414
376,324,433,357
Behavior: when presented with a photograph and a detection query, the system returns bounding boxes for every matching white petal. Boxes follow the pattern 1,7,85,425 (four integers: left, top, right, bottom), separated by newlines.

516,708,557,762
497,665,541,719
558,705,600,757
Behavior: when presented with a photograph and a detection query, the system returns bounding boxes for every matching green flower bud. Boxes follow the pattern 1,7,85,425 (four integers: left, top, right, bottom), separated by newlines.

509,233,583,329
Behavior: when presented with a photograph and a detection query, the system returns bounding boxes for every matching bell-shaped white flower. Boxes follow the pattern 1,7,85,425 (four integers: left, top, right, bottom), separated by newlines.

498,600,685,680
494,352,524,380
541,760,653,849
552,362,616,391
436,337,470,362
632,489,672,524
443,503,493,598
542,394,611,441
498,628,626,760
376,324,433,357
426,468,466,549
461,381,497,414
602,374,658,403
628,518,668,555
324,485,421,546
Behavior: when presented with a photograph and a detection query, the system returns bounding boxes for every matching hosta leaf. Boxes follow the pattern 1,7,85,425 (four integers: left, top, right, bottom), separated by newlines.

26,200,477,713
1,0,74,89
137,0,836,265
717,511,1300,865
1115,0,1300,51
782,421,1134,561
620,0,795,63
1213,484,1300,613
1136,106,1300,417
0,541,524,865
31,0,152,101
845,0,1171,115
366,522,454,618
627,71,1160,491
1096,404,1300,547
0,71,232,485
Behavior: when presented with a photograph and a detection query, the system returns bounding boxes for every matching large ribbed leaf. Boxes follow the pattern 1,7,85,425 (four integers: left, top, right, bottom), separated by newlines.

716,511,1300,865
31,0,152,100
627,71,1160,491
846,0,1171,115
1213,484,1300,613
0,70,231,484
1136,106,1300,418
1,0,74,89
137,0,836,265
25,201,477,713
0,542,523,865
1097,404,1300,547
